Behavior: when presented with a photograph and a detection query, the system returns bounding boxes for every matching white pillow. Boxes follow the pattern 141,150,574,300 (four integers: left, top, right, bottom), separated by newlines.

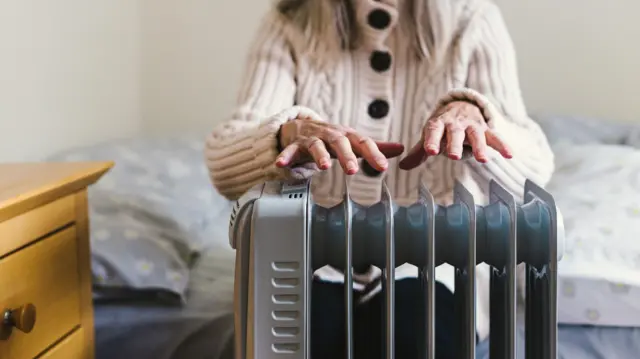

547,143,640,326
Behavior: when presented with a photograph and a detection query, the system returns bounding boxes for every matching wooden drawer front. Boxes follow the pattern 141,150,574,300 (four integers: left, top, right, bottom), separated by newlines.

0,195,76,257
0,226,81,359
38,329,84,359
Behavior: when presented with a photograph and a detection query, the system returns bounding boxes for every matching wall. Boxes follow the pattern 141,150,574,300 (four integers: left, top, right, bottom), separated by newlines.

139,0,270,134
494,0,640,123
139,0,640,135
0,0,141,162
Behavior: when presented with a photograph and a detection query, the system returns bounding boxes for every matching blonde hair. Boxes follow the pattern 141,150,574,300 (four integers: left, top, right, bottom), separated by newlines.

276,0,457,67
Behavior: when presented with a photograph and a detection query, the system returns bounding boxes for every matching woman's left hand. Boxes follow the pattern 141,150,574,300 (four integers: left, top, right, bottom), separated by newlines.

399,101,513,170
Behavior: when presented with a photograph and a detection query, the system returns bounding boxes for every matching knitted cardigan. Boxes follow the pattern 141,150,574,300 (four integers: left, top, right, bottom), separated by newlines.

204,0,555,341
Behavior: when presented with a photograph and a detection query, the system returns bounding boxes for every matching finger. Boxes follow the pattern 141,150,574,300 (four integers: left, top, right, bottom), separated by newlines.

423,119,445,155
276,143,300,167
346,133,388,171
398,141,428,170
325,131,359,175
446,122,466,160
304,136,332,170
486,130,513,159
465,124,489,163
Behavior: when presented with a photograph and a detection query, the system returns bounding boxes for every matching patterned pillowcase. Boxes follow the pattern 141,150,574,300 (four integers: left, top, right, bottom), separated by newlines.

48,134,233,303
88,190,191,304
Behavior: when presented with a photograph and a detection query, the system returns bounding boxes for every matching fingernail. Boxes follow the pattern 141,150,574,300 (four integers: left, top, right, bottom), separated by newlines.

426,144,439,155
346,160,358,174
319,159,330,169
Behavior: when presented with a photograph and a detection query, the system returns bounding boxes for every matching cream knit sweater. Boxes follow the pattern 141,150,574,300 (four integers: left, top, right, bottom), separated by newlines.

205,0,554,341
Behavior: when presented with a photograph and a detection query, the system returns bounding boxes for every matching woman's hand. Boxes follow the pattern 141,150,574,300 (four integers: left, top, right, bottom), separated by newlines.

399,101,512,170
276,116,404,175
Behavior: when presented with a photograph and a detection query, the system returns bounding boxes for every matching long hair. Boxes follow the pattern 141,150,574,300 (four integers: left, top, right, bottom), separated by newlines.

276,0,458,67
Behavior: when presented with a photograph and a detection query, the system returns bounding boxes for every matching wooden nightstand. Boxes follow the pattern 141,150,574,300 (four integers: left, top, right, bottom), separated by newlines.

0,162,113,359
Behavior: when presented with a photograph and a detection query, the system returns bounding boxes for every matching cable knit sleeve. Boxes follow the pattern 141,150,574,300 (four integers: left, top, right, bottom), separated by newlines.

204,13,315,200
437,3,555,202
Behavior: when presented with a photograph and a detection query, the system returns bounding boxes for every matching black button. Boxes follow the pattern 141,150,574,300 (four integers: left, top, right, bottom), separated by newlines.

368,99,389,119
361,160,383,177
367,9,391,30
370,51,392,72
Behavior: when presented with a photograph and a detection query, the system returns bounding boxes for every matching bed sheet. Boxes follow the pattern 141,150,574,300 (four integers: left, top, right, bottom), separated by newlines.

95,244,236,359
546,142,640,327
475,325,640,359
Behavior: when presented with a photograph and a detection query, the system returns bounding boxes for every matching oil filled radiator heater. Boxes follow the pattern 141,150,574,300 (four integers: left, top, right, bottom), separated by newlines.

228,179,565,359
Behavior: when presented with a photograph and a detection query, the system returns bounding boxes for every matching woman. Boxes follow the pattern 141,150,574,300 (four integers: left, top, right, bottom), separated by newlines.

206,0,554,357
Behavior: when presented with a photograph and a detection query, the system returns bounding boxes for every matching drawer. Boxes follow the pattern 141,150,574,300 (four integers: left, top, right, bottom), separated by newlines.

0,195,76,257
38,329,84,359
0,226,81,359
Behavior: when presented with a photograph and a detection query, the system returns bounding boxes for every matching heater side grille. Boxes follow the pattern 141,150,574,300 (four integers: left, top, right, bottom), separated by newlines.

271,261,302,355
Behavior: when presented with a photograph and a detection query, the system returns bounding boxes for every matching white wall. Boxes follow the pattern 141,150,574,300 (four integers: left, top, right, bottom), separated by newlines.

0,0,140,162
139,0,640,135
494,0,640,123
139,0,270,134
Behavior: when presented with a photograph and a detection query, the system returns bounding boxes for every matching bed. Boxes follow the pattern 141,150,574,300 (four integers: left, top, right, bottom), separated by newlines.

47,116,640,359
49,134,237,359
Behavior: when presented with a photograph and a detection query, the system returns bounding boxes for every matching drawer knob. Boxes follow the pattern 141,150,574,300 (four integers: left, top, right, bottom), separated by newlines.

3,303,37,333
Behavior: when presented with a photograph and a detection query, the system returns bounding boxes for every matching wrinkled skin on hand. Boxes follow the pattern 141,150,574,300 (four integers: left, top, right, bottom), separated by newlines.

399,101,512,169
276,115,404,175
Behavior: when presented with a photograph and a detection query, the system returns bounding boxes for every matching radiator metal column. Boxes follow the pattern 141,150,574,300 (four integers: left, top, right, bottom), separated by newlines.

524,180,558,359
343,183,354,359
488,180,517,359
419,183,436,359
382,182,395,359
453,182,477,359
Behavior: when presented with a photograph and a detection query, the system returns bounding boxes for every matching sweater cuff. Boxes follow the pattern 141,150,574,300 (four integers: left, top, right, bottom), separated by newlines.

265,106,325,181
254,117,289,179
206,105,327,199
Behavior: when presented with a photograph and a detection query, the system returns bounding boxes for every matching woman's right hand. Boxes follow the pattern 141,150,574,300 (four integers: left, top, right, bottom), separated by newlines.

275,115,405,175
